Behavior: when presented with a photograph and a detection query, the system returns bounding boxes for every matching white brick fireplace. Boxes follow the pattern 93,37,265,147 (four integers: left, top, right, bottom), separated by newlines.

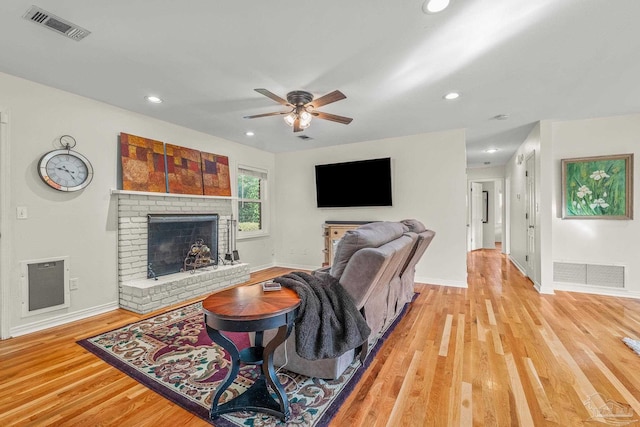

113,191,249,314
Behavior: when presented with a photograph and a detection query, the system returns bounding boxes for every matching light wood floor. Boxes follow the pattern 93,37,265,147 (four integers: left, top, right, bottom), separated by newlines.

2,253,640,426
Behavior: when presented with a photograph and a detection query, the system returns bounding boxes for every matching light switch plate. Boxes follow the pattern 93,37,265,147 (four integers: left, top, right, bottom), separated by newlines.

17,206,28,219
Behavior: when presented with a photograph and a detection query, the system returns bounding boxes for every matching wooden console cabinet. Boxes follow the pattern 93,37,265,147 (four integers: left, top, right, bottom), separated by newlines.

322,222,370,266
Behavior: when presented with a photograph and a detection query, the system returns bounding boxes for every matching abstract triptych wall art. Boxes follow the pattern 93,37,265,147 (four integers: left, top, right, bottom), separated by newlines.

119,133,231,196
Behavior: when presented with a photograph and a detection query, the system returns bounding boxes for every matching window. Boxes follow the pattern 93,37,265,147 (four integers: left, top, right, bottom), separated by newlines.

237,166,268,236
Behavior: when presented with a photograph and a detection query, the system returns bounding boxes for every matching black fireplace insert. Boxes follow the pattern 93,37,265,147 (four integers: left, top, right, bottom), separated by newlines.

147,214,219,277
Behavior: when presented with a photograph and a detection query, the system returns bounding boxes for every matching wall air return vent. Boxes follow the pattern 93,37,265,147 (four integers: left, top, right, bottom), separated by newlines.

554,262,625,288
20,256,70,317
23,6,91,41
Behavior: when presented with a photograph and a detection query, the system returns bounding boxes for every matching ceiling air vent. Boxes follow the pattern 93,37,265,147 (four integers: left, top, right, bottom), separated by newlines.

297,135,313,141
23,6,91,41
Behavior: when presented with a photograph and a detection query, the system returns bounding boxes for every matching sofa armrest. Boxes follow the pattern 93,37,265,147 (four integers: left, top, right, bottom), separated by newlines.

313,266,331,275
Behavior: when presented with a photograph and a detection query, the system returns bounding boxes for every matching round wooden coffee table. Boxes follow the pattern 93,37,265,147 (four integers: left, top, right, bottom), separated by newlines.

202,283,300,421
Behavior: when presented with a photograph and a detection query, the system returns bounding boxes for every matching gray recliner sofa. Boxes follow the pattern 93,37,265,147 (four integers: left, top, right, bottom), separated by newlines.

269,219,435,379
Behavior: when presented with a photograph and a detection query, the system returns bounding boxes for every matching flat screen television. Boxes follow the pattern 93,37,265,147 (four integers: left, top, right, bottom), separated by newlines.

315,157,392,208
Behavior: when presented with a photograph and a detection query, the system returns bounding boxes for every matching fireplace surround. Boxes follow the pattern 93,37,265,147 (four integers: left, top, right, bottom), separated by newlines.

114,191,249,314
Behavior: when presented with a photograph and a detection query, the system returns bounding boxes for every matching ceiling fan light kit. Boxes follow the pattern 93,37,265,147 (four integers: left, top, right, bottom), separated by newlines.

284,110,312,129
245,88,353,133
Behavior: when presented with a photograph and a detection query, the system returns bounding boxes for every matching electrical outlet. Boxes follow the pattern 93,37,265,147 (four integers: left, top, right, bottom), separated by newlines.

69,278,79,290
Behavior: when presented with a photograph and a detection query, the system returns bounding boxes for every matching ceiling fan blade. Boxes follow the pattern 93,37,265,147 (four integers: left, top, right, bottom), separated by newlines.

254,88,292,107
293,117,303,132
312,111,353,125
243,111,290,119
307,90,346,108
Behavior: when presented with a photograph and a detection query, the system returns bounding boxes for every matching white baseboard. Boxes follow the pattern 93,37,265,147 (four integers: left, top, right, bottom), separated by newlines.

509,255,527,275
534,282,555,295
553,283,640,300
249,262,318,273
9,301,119,338
249,262,276,273
273,262,321,272
415,275,468,288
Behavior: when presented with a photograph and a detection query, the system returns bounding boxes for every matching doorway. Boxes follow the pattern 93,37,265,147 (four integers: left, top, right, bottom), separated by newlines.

0,110,10,339
525,152,537,280
468,178,505,252
469,182,483,251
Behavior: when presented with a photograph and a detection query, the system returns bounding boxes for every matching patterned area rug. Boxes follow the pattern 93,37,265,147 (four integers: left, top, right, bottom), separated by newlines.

77,298,411,426
623,337,640,356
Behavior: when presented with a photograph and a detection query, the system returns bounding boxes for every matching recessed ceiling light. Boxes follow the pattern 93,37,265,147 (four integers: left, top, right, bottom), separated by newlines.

423,0,450,14
245,131,255,137
145,95,163,104
443,92,460,100
493,114,509,120
485,148,499,153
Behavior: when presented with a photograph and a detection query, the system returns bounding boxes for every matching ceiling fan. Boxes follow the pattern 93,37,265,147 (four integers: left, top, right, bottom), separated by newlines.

244,88,353,132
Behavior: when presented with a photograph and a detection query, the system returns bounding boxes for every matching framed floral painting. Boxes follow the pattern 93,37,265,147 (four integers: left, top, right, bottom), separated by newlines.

561,153,633,219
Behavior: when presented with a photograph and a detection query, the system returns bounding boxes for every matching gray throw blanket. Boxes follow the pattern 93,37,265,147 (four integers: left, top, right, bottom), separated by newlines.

273,271,371,360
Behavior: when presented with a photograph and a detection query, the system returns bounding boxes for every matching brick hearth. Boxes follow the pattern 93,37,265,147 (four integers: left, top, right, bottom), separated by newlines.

119,263,249,314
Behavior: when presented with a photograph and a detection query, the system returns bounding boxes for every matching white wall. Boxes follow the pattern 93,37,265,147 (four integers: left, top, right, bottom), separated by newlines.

0,71,276,335
467,165,505,181
273,130,468,287
494,179,503,243
551,113,640,296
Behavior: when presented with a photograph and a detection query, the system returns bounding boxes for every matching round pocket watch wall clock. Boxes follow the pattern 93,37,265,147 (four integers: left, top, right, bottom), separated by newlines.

38,135,94,192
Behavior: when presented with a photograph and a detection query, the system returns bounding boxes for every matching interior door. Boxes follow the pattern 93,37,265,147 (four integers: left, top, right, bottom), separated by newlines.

525,153,536,278
470,182,483,251
0,111,9,338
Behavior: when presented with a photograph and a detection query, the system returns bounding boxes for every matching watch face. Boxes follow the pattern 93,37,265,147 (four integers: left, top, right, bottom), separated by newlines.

38,150,94,192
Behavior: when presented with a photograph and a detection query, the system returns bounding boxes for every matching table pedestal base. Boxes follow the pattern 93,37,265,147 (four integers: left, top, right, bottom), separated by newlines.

206,318,294,422
210,375,285,420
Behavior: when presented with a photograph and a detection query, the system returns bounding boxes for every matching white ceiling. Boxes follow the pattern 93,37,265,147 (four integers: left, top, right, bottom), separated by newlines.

1,1,639,167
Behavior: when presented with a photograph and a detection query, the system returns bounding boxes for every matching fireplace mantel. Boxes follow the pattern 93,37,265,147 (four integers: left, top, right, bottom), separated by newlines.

111,189,236,200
